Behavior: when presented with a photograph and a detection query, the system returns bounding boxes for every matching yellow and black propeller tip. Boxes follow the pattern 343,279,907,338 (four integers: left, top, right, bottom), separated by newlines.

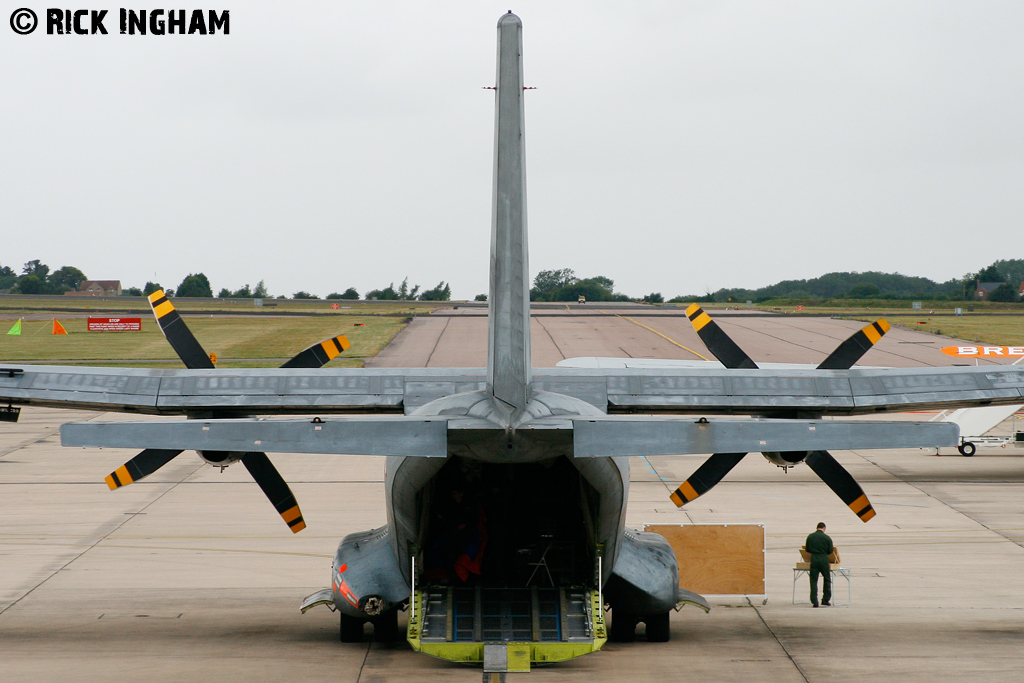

669,452,747,507
105,449,183,489
817,319,891,370
242,452,306,533
148,290,215,369
804,450,876,522
280,335,351,369
684,304,758,369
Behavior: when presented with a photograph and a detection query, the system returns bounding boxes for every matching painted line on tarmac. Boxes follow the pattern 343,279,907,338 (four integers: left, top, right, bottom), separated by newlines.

601,310,711,361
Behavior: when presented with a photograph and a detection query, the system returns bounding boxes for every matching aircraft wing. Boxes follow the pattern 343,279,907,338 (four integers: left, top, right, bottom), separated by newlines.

1,363,1022,417
0,365,476,415
541,365,1024,416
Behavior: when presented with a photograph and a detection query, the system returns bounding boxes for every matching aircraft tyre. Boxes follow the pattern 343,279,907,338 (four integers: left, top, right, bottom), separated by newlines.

958,442,976,457
609,610,637,643
372,610,399,642
644,612,671,642
340,613,365,642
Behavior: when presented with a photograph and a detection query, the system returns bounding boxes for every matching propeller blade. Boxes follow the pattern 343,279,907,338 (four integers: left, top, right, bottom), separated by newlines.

105,449,183,489
148,290,215,369
684,304,758,369
804,450,876,522
241,451,306,533
669,452,747,506
817,319,891,370
279,335,351,369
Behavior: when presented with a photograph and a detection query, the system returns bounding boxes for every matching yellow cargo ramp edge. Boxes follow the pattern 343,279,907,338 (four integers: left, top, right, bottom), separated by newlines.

406,589,607,667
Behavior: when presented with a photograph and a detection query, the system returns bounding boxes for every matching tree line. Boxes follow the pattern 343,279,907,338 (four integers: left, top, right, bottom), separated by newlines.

150,274,455,301
0,261,454,302
2,257,1020,303
683,259,1024,304
0,260,89,295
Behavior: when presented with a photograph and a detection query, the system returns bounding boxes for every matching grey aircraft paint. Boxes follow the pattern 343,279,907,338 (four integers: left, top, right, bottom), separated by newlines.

488,12,532,417
3,10,1024,658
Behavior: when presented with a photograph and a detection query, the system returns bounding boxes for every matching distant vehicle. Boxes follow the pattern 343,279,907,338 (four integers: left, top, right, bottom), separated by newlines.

578,295,586,304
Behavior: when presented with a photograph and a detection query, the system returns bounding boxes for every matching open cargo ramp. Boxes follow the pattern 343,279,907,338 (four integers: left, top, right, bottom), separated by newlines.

407,586,607,668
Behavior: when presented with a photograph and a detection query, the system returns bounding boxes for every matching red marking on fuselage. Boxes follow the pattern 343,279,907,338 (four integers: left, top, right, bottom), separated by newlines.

334,563,358,607
337,579,359,608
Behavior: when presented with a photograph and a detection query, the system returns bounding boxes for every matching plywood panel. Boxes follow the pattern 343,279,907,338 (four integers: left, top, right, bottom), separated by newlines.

644,524,764,595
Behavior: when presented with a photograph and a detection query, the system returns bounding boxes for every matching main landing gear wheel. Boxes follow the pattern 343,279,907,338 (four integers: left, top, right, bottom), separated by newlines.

608,610,637,643
340,613,364,642
643,612,671,642
958,442,976,457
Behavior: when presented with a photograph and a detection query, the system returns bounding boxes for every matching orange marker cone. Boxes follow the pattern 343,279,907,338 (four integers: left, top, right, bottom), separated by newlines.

52,319,68,335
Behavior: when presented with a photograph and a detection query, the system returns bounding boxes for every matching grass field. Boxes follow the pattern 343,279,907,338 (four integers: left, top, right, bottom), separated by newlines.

0,313,412,368
690,300,1024,316
851,315,1024,348
2,295,1021,365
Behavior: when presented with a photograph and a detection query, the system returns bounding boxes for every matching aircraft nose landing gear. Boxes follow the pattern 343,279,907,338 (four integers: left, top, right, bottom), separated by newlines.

608,610,671,642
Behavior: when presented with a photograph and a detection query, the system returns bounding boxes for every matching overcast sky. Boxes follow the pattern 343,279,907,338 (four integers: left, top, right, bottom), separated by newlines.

2,2,1021,300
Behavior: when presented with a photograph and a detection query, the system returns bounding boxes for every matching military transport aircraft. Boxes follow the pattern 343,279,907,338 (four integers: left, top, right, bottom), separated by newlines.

2,12,1024,670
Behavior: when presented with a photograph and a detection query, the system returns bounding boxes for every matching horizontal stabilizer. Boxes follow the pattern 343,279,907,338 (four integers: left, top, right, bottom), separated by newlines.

573,417,958,457
62,417,448,457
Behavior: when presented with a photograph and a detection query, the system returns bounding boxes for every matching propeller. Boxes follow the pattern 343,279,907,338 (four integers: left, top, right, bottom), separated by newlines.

805,450,876,522
280,335,351,368
242,451,306,532
684,304,757,369
816,319,891,370
105,449,182,489
670,307,890,522
148,289,351,370
148,290,215,369
668,453,746,506
104,291,350,533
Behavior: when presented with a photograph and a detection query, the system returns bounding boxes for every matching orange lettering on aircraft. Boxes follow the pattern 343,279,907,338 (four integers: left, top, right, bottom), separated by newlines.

941,346,1024,357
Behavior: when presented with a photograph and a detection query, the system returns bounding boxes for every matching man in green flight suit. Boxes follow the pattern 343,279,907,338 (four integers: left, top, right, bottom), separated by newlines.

806,522,833,607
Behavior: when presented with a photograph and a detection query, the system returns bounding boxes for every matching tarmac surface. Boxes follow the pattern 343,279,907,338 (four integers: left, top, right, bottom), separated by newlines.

2,310,1023,682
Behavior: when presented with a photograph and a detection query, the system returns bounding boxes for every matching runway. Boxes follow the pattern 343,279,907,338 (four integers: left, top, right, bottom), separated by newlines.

2,310,1023,682
376,306,1017,369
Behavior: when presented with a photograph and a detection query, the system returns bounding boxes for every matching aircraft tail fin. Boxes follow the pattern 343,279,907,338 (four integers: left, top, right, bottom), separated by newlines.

487,12,532,413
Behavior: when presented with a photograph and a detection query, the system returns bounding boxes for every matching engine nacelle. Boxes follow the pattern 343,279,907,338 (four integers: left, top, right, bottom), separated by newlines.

762,451,810,469
197,450,244,467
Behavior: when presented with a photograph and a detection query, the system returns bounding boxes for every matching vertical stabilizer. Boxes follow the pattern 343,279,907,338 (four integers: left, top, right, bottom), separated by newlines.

487,12,532,413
